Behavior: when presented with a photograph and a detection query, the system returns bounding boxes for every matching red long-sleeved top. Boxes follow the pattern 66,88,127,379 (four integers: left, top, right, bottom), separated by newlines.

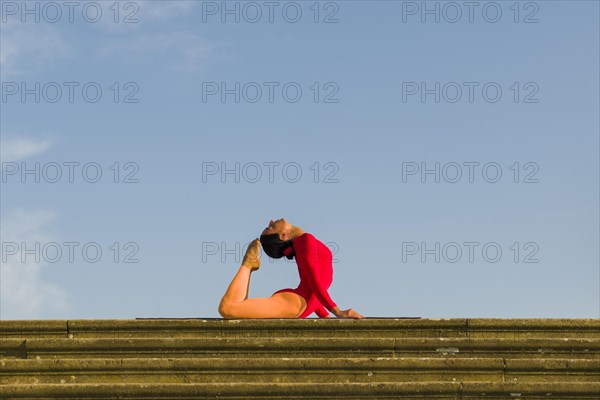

293,233,337,313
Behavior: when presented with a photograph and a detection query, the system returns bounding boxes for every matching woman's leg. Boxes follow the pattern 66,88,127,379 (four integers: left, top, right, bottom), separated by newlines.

218,266,306,318
244,271,251,300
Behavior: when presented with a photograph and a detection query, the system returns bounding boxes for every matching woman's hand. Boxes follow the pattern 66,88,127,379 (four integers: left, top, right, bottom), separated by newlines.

333,307,364,319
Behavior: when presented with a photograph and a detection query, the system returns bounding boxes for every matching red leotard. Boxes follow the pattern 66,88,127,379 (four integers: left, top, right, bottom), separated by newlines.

272,233,337,318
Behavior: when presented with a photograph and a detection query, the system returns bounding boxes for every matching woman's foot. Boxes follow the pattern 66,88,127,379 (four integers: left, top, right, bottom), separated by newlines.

242,238,261,272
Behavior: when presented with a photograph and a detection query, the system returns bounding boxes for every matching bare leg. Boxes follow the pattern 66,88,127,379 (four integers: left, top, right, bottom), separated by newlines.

221,265,252,305
244,272,251,300
218,266,306,319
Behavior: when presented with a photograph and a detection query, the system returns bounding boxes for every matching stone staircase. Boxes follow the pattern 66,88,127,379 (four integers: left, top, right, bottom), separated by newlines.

1,318,598,399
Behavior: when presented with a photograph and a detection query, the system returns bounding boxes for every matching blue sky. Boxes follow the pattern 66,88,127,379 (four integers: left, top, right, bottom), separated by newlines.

1,0,598,319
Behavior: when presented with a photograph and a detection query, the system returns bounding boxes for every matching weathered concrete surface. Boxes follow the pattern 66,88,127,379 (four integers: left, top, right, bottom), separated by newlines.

2,318,599,338
1,382,599,399
2,357,599,385
2,337,598,359
1,318,598,399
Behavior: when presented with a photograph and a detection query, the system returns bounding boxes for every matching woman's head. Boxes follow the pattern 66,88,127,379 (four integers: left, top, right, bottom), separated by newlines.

260,218,296,259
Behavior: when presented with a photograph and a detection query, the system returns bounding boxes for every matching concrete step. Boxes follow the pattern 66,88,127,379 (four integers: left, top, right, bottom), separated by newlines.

2,337,598,359
1,357,598,384
1,382,598,399
1,318,599,339
1,319,597,399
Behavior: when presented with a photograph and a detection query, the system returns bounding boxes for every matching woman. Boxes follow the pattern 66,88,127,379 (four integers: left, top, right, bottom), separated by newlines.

218,219,364,319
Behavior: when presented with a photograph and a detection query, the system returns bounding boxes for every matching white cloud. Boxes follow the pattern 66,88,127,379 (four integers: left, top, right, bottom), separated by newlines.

96,31,213,72
88,1,198,33
0,135,52,163
1,208,70,319
137,1,197,19
0,2,205,75
1,136,65,319
0,24,70,77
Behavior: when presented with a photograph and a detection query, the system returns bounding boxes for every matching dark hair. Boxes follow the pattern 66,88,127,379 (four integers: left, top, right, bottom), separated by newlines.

259,233,296,260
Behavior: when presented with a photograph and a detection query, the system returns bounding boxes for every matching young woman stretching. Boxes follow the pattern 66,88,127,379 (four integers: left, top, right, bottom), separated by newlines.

218,219,364,319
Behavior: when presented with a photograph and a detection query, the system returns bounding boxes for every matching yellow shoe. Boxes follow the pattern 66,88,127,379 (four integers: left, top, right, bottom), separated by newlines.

242,238,261,271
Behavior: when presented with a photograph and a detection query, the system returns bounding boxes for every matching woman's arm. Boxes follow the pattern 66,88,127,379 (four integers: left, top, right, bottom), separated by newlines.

297,234,364,319
295,234,338,311
314,304,330,318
